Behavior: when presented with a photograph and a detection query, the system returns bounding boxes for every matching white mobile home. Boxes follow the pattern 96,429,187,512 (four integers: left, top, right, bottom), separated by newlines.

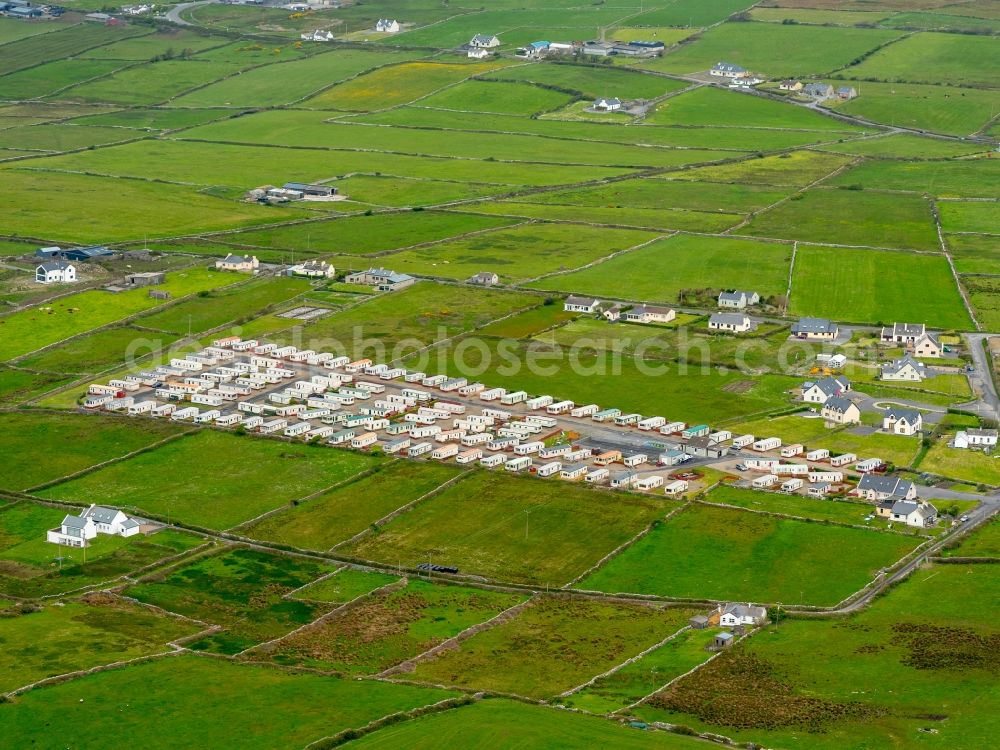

215,413,243,427
585,467,610,483
514,441,544,456
456,448,483,464
781,478,805,492
307,426,335,440
830,453,857,467
403,371,426,383
480,453,507,468
432,444,460,460
170,407,199,421
384,437,411,454
284,422,312,438
610,471,637,489
501,390,528,405
260,418,288,434
807,470,842,484
561,464,589,480
752,437,782,452
806,449,830,461
780,444,804,458
410,425,442,439
152,403,176,417
773,464,809,476
191,393,223,407
855,458,883,473
752,474,779,489
546,400,574,415
127,400,156,416
351,432,378,449
462,432,494,446
614,413,641,426
592,408,621,423
480,387,507,401
487,437,520,451
526,395,554,410
709,430,733,443
525,415,557,428
663,479,689,496
660,421,686,435
623,453,648,467
242,416,265,430
506,456,533,472
459,383,485,395
634,475,664,491
408,442,433,457
194,410,221,424
329,429,355,445
638,416,666,431
539,443,571,459
570,404,599,418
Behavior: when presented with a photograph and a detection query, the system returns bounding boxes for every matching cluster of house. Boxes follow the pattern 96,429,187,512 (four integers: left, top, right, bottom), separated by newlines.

301,29,335,42
563,295,676,324
246,182,339,204
854,475,937,528
286,260,336,279
47,505,144,548
780,81,858,101
709,62,763,89
801,372,924,435
0,0,59,19
690,602,768,649
512,39,664,60
467,34,501,58
707,290,762,330
345,267,415,292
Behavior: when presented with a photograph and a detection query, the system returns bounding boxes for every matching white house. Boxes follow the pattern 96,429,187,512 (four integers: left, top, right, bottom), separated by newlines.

564,295,601,313
216,254,259,272
717,290,759,309
821,396,861,425
802,375,850,404
469,34,500,48
951,428,999,450
718,603,767,627
913,332,943,358
854,474,916,502
468,271,499,286
300,30,334,42
345,267,414,291
468,48,490,59
47,505,141,547
881,322,925,345
881,355,926,382
791,317,838,341
36,261,77,284
375,18,400,33
883,407,922,436
288,260,335,278
594,97,622,111
708,313,752,333
890,500,937,528
710,61,747,78
624,305,675,324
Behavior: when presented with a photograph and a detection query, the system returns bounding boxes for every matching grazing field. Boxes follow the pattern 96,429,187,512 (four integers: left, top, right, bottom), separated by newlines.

579,504,922,605
643,22,900,78
0,122,138,152
478,303,576,339
963,276,1000,330
0,21,143,76
565,627,723,714
0,501,203,598
243,461,463,550
789,245,972,328
938,201,1000,235
454,201,740,233
68,107,228,131
415,79,577,116
261,579,525,674
827,81,1000,136
270,282,538,359
842,31,1000,87
0,412,184,491
647,86,857,131
77,29,225,60
745,187,940,251
0,595,201,693
527,234,791,304
672,150,853,187
487,63,688,100
951,233,1000,274
125,547,337,654
410,597,697,699
322,174,507,207
0,655,458,749
818,132,989,159
383,223,660,284
0,60,128,101
346,472,667,587
291,567,400,603
0,367,74,406
216,212,517,255
0,267,236,361
943,517,1000,558
704,485,879,526
39,431,379,530
827,158,1000,199
0,169,305,244
635,564,1000,750
918,441,1000,486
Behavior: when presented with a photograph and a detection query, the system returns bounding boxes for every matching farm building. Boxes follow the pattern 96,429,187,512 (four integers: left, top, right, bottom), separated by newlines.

791,317,838,341
216,254,259,273
284,182,338,197
713,632,734,649
708,313,752,333
124,271,165,287
883,407,922,436
62,245,114,262
36,261,76,284
836,86,858,100
717,290,759,309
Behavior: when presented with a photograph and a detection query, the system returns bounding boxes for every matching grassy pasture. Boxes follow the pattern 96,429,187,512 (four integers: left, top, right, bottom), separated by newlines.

827,81,1000,136
478,303,576,339
15,325,181,376
77,29,225,60
647,86,858,131
0,501,202,598
749,7,890,25
291,567,400,603
626,0,762,27
672,150,853,187
305,60,509,110
244,461,462,550
0,655,458,749
0,412,184,492
345,697,710,749
0,267,235,361
636,563,1000,750
222,211,517,255
943,517,1000,558
939,201,1000,235
382,223,660,284
705,485,880,526
346,472,667,587
415,79,576,116
410,596,697,699
0,169,305,243
262,579,525,675
270,282,538,359
0,21,144,76
527,233,791,303
817,132,990,159
324,174,508,207
961,276,1000,331
0,123,139,152
0,367,75,407
0,595,200,693
745,187,940,251
579,503,922,605
827,157,1000,198
0,15,73,45
0,59,127,101
125,547,337,654
452,201,741,232
918,440,1000,486
486,63,687,100
68,107,229,131
842,31,1000,87
789,245,972,328
643,22,900,77
40,431,379,530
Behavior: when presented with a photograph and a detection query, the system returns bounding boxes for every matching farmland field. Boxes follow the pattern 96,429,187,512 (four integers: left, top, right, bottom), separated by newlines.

578,503,922,605
943,517,1000,558
704,484,880,526
842,31,1000,87
39,431,379,529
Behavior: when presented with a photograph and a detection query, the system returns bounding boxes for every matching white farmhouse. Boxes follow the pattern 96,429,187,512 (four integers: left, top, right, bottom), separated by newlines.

469,34,500,48
36,261,77,284
216,254,259,273
708,313,752,333
952,428,999,450
564,295,602,314
375,18,400,33
883,407,922,436
881,355,926,382
718,603,767,627
47,505,142,547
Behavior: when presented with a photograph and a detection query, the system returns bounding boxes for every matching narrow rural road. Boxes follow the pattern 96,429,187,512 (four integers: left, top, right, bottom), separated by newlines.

961,333,1000,423
164,0,214,26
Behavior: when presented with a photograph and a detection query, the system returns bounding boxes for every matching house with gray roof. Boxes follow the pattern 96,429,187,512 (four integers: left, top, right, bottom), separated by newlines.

718,603,768,627
564,295,602,313
881,355,926,382
710,61,747,78
854,473,916,502
36,260,76,284
345,267,414,292
469,33,500,48
216,254,259,273
47,504,141,547
883,407,922,436
709,313,752,333
890,500,937,528
802,375,851,404
593,97,622,111
881,322,925,344
791,317,838,340
951,428,999,450
468,271,499,286
821,396,861,425
802,82,834,99
624,305,675,324
717,290,759,309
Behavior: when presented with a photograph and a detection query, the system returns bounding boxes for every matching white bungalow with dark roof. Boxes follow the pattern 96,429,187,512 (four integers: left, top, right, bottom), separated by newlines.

36,260,76,284
802,375,850,404
883,406,922,436
791,317,838,340
216,254,259,272
717,290,759,309
708,313,752,333
345,267,414,292
469,33,500,48
718,603,767,627
710,61,747,78
47,504,141,547
593,97,623,111
623,305,675,324
951,428,998,450
288,260,336,278
890,500,937,528
564,295,601,313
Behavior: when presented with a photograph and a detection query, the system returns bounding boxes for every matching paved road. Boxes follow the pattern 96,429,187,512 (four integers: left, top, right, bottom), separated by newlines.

960,333,999,423
164,0,214,25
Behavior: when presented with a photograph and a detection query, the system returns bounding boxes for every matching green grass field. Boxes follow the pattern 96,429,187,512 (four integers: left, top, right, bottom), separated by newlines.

0,655,458,749
243,461,463,550
635,563,1000,750
0,595,201,693
943,517,1000,558
672,150,854,187
262,579,526,674
346,472,668,587
827,158,1000,199
789,245,972,328
579,503,922,605
842,31,1000,87
0,21,143,76
487,63,688,100
415,79,577,116
705,485,881,526
291,567,400,603
918,440,1000,486
39,431,379,530
410,596,698,699
939,201,1000,235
